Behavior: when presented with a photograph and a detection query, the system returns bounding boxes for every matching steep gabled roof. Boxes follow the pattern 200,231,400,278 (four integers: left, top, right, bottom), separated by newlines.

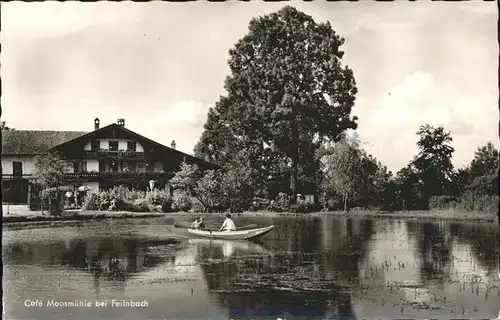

1,123,217,169
1,130,88,155
52,123,218,169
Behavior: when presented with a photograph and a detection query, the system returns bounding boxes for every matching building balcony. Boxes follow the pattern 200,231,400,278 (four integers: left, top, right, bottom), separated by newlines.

63,171,174,182
84,150,145,158
2,174,34,180
65,172,100,179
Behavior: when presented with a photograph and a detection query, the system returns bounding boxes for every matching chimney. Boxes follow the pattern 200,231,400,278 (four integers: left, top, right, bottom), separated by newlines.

171,140,176,149
117,118,125,127
94,118,100,130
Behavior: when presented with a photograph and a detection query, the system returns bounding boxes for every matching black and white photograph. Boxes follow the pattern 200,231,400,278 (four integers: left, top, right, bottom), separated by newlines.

1,1,499,319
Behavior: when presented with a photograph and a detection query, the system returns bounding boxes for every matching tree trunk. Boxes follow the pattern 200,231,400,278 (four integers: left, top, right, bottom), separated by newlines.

290,120,299,204
344,192,348,212
50,190,62,215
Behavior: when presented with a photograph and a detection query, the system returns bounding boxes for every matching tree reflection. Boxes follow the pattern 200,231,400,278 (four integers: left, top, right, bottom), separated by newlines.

196,217,373,319
3,237,178,282
406,221,453,284
407,220,499,283
449,222,499,274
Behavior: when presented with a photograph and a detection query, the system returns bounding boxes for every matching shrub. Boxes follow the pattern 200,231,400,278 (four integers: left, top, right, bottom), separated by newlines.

268,192,291,212
129,199,150,212
428,193,498,214
106,185,145,203
475,195,499,213
249,197,271,211
428,195,458,210
190,201,205,213
82,194,100,211
80,186,175,213
289,202,322,213
145,189,173,212
172,191,192,212
457,193,499,213
108,198,127,211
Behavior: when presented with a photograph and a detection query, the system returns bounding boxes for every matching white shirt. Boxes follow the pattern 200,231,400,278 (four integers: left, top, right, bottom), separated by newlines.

221,218,236,231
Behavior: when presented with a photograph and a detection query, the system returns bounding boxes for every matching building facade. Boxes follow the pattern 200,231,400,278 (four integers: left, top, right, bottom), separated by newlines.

1,118,216,204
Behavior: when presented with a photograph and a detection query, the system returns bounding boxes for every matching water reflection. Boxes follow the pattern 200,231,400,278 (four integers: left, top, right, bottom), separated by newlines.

189,238,270,258
355,219,499,319
2,216,499,320
193,217,373,319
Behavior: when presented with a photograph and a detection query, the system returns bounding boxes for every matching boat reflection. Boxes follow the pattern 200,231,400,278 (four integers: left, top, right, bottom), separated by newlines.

188,238,270,258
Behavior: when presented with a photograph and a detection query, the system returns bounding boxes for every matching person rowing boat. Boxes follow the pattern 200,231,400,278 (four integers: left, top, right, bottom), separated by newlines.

218,214,236,232
190,217,205,230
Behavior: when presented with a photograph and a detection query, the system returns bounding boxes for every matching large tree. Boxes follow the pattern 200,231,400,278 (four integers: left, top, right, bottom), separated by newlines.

458,142,500,197
358,153,393,209
394,164,426,210
469,141,499,181
411,124,455,205
320,134,362,211
33,152,71,214
195,6,358,201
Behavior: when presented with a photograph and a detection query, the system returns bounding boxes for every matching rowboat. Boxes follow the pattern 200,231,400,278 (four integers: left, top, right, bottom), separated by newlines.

187,225,274,240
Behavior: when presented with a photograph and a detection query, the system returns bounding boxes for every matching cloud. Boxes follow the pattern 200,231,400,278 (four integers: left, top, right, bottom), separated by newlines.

157,101,211,127
1,2,141,38
355,71,499,172
133,100,211,155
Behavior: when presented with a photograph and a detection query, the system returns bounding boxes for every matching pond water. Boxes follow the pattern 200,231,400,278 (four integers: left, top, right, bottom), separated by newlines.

3,214,499,320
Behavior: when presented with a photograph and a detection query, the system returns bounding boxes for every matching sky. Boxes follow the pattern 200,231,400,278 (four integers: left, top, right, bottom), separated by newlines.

1,1,498,172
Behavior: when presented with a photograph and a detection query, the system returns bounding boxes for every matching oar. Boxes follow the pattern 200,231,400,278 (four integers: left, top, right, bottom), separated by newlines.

235,224,258,230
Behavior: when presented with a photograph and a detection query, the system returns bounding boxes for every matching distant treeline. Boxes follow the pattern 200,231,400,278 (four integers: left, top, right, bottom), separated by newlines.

172,125,498,214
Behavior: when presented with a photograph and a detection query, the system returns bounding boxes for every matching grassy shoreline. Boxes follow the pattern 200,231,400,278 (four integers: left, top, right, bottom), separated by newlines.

2,207,498,225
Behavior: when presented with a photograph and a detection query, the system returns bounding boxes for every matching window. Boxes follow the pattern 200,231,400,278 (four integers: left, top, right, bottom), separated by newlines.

99,161,106,172
109,141,118,151
127,141,136,151
81,161,87,172
91,140,100,151
12,162,22,176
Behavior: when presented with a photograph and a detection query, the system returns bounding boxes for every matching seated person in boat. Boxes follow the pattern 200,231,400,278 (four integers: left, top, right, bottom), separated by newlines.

197,217,205,229
190,217,206,229
219,214,236,232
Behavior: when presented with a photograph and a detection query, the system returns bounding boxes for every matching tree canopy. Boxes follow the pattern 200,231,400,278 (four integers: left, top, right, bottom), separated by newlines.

469,142,499,180
412,124,455,202
33,152,70,189
194,6,358,200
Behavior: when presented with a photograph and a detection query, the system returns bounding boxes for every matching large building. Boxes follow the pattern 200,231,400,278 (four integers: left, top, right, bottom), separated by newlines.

1,118,216,204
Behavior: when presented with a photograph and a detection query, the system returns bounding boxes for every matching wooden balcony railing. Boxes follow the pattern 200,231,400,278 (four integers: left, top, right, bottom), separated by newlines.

64,171,172,178
2,172,173,182
64,172,100,179
2,174,34,180
84,150,144,157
